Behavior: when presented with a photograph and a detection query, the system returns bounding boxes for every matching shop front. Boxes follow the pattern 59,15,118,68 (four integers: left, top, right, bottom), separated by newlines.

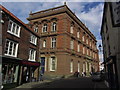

2,56,40,88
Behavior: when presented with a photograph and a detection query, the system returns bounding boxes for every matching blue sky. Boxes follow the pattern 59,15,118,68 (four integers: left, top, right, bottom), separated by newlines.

1,2,104,62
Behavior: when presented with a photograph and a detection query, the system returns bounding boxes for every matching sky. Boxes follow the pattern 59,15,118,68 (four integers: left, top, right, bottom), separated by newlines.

1,1,104,62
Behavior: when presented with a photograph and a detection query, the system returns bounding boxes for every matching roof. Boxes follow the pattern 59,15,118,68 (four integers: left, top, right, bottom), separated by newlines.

0,5,40,38
27,5,97,41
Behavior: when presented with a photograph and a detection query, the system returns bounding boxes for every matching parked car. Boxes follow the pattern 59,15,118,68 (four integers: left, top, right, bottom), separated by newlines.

91,72,103,81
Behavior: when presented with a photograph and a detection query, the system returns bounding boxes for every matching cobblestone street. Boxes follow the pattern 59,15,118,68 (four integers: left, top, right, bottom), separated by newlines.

12,77,109,89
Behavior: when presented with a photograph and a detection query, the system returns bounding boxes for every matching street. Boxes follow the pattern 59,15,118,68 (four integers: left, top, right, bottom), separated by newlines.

28,77,109,89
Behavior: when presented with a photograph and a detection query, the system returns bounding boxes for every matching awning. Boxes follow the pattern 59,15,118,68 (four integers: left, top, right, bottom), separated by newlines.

21,60,40,67
2,55,40,67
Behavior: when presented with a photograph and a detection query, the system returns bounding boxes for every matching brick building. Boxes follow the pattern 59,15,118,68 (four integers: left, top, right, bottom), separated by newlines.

27,5,99,77
0,5,40,87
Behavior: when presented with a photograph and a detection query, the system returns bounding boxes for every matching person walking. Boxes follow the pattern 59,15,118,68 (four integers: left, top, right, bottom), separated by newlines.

39,70,43,81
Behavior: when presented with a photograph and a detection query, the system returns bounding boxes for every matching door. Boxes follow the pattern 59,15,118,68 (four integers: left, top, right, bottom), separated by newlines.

40,57,45,74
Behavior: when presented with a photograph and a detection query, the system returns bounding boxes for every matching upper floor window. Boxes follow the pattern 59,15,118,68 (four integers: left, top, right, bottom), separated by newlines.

28,48,36,62
42,24,47,33
51,37,56,48
77,32,80,38
43,40,46,48
90,51,92,57
82,36,85,42
83,47,85,54
34,26,38,33
70,40,74,49
50,57,57,71
86,39,88,44
87,49,89,55
90,41,92,47
77,44,80,52
8,20,21,37
4,39,18,57
30,34,37,45
52,22,57,32
70,26,73,34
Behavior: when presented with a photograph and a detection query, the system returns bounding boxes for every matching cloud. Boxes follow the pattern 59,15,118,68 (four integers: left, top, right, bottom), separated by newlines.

78,3,104,39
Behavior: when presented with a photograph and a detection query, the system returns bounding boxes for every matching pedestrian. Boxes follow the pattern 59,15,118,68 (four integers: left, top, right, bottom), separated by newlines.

82,72,84,77
39,70,43,81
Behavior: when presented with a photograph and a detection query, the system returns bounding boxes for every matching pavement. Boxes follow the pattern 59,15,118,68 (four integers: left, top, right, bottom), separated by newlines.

11,76,109,89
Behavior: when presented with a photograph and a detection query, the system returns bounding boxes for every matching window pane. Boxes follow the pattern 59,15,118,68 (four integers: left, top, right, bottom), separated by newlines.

15,25,19,35
12,23,16,33
13,43,16,56
8,21,12,31
5,40,9,54
51,57,56,71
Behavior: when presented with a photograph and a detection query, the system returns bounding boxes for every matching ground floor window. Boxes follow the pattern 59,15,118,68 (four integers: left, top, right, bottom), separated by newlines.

70,60,73,73
50,57,56,71
2,64,19,84
78,62,80,72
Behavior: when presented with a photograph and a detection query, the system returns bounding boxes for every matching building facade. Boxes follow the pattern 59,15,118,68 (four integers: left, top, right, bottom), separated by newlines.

1,5,40,87
27,5,99,77
101,2,120,90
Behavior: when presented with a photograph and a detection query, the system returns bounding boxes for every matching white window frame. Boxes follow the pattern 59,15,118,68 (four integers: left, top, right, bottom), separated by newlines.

50,57,56,71
77,44,80,52
87,49,89,55
7,20,21,37
70,60,73,73
51,22,57,32
34,26,38,33
43,40,46,48
28,48,36,62
70,26,73,34
78,62,80,72
77,32,80,38
83,47,85,54
42,24,47,33
51,37,56,48
82,36,85,42
86,39,88,44
30,34,37,45
4,39,18,57
83,63,85,72
70,40,74,49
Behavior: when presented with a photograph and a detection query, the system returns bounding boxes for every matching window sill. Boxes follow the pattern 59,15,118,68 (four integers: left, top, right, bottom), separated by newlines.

30,42,37,46
7,31,20,38
4,54,17,58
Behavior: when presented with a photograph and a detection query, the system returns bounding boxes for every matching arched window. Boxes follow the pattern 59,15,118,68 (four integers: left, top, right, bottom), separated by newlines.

34,26,38,33
52,22,57,32
42,24,47,32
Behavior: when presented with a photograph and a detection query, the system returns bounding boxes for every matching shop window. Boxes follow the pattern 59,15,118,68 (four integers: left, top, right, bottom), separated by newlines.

4,39,18,57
